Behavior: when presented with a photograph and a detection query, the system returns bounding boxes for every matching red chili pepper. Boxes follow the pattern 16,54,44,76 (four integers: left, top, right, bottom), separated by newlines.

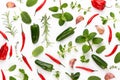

75,66,97,72
37,71,46,80
0,43,8,60
20,24,25,52
85,13,99,27
35,0,47,15
45,53,65,67
0,31,8,40
22,54,32,71
105,45,119,57
9,45,12,58
108,25,112,44
1,69,6,80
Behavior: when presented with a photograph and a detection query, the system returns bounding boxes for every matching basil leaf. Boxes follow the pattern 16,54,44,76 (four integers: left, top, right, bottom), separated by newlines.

75,35,86,43
59,18,65,26
23,74,28,80
32,46,44,57
116,32,120,41
8,65,16,72
92,37,103,44
96,46,106,54
82,44,90,53
52,13,62,19
49,6,58,12
110,12,115,18
60,3,68,9
114,52,120,63
26,0,38,7
88,76,101,80
87,32,97,41
9,76,16,80
72,72,80,80
64,12,73,21
19,69,25,74
83,29,89,37
19,69,28,80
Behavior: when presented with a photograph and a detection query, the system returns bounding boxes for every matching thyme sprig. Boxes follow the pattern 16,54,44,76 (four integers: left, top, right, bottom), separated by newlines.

2,11,17,37
41,14,52,47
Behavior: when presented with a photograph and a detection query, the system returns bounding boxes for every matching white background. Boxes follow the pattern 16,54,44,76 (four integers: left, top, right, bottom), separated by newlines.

0,0,120,80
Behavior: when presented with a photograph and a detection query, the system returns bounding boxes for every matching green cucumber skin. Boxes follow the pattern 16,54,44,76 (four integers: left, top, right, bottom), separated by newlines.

31,24,39,44
56,27,75,41
92,54,108,69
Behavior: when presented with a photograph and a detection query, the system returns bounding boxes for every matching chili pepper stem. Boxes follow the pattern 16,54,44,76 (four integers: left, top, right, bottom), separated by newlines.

87,41,93,52
60,63,65,67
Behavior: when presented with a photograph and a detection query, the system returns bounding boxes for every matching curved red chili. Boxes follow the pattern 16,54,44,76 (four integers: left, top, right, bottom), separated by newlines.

0,31,8,40
108,25,112,44
22,54,32,71
1,69,6,80
45,53,65,67
85,13,99,27
75,66,97,72
9,45,12,58
105,45,118,57
20,24,25,52
35,0,47,15
37,71,46,80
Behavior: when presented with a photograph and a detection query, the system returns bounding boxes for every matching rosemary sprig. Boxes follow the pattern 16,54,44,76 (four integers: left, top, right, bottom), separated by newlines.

2,11,17,37
41,14,52,47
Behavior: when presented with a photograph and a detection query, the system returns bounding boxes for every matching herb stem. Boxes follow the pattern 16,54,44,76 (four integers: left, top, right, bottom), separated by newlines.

87,41,93,52
59,0,64,14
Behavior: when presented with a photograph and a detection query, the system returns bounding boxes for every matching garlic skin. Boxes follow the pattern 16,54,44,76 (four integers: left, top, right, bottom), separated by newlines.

6,2,16,8
69,58,77,68
76,16,84,24
95,25,105,34
104,72,115,80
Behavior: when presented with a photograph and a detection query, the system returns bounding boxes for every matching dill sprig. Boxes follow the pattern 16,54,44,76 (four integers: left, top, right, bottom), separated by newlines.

41,14,52,47
2,11,17,37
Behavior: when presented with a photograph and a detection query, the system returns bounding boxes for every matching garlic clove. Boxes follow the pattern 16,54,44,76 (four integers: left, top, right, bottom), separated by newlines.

6,2,16,8
76,15,84,24
95,25,105,34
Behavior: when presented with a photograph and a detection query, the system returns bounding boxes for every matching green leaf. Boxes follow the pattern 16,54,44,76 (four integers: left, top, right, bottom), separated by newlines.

19,69,28,80
72,72,80,80
32,46,44,57
59,18,65,26
88,76,101,80
92,37,103,44
87,32,97,41
49,6,58,12
26,0,38,7
64,12,73,21
68,41,72,47
19,69,25,74
75,35,86,43
100,16,108,25
23,74,28,80
96,46,106,54
60,3,68,9
9,76,16,80
83,29,89,37
82,44,90,53
114,52,120,63
80,55,89,63
59,44,64,52
8,65,16,72
110,12,115,18
116,32,120,41
52,13,62,19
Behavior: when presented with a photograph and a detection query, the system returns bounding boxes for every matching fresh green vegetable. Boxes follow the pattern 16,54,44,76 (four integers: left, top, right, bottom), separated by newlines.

88,76,101,80
8,65,16,72
35,59,54,72
92,37,103,44
114,52,120,63
116,32,120,41
9,76,16,80
56,27,76,41
32,46,44,57
63,12,73,21
19,69,28,80
60,3,68,9
30,23,39,44
92,54,108,69
49,6,58,12
26,0,38,7
20,11,31,24
96,46,106,54
82,44,90,53
65,72,80,80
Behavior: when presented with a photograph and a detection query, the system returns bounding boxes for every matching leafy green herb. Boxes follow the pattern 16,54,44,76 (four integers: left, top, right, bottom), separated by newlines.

64,12,73,21
116,32,120,41
80,55,89,63
9,76,16,80
60,3,68,9
32,46,44,57
49,6,58,12
75,36,86,43
41,14,52,47
100,16,108,25
65,72,80,80
82,44,90,53
88,76,101,80
8,65,16,72
87,32,97,41
96,46,105,54
54,71,60,79
57,41,78,58
114,52,120,63
110,12,115,19
92,37,103,44
19,69,28,80
2,11,17,37
26,0,38,7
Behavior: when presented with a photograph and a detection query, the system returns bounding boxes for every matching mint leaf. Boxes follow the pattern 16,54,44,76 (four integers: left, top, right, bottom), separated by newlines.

92,37,103,44
96,46,106,54
49,6,58,12
75,35,86,43
87,32,97,41
64,12,73,21
82,44,90,53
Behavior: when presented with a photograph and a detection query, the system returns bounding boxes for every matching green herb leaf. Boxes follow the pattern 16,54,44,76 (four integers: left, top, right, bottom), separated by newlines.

114,52,120,63
26,0,38,7
60,3,68,9
72,72,80,80
23,74,28,80
64,12,73,21
19,69,28,80
92,37,103,44
19,69,25,74
8,65,16,72
59,18,65,26
52,13,62,19
110,12,115,18
100,16,108,25
54,71,60,79
68,41,72,47
80,55,89,63
87,32,97,41
82,44,90,53
83,29,89,37
96,46,106,54
32,46,44,57
116,32,120,41
75,35,86,43
49,6,58,12
9,76,16,80
88,76,101,80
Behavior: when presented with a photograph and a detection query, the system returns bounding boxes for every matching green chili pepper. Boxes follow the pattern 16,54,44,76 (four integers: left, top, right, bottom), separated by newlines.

92,54,108,69
35,59,54,72
56,27,76,41
31,24,39,44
